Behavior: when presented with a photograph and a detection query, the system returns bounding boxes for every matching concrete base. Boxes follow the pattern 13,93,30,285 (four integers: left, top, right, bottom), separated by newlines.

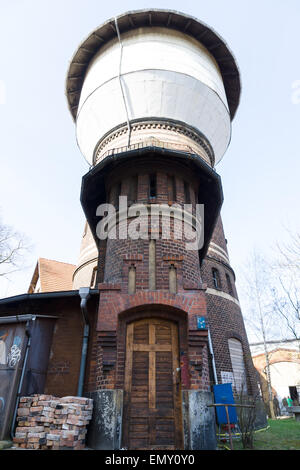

0,440,12,450
85,390,123,450
254,399,268,429
290,406,300,421
234,397,268,431
182,390,217,450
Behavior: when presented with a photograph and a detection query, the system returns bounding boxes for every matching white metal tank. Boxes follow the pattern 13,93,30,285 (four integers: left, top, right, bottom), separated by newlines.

66,9,240,168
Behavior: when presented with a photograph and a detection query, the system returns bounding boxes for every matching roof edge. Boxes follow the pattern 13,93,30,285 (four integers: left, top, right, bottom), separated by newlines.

0,288,99,307
65,8,241,122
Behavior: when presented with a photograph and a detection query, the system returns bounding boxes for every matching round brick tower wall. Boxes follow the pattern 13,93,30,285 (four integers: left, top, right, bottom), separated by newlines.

87,154,211,394
103,158,202,288
201,216,259,395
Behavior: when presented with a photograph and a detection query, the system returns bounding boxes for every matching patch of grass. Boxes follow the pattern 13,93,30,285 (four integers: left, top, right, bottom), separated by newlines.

221,418,300,450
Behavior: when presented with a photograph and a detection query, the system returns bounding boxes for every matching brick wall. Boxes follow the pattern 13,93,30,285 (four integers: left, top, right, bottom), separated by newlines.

41,297,98,398
87,157,213,394
83,156,258,400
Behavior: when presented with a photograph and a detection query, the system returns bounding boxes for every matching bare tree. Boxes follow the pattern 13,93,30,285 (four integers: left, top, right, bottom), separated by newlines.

241,232,300,417
236,382,260,449
0,217,30,279
241,250,275,418
271,231,300,345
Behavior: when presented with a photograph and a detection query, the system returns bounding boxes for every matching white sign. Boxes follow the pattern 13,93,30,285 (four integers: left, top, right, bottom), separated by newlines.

221,371,234,385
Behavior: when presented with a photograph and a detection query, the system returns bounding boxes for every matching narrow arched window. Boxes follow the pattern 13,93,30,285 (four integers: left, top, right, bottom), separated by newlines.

167,175,177,203
184,181,190,204
115,182,122,210
226,273,233,296
129,175,138,205
149,240,156,290
169,264,177,294
149,174,157,199
212,268,221,289
128,265,136,294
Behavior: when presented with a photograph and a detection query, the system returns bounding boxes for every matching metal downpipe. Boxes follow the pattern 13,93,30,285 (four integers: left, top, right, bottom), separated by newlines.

77,287,91,397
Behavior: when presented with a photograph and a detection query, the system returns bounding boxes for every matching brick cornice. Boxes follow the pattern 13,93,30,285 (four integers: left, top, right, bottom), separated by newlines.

97,290,207,331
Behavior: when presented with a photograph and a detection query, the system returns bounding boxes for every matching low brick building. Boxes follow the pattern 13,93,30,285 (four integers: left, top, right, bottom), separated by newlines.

251,339,300,414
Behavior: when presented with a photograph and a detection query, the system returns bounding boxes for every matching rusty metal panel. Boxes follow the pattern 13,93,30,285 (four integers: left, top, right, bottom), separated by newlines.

0,323,27,440
22,318,55,396
0,316,56,440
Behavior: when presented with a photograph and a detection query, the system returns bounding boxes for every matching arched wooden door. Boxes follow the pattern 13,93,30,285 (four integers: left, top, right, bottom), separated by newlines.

122,318,183,450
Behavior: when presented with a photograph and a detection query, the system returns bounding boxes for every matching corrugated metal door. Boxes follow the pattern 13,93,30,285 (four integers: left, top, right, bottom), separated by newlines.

228,338,248,393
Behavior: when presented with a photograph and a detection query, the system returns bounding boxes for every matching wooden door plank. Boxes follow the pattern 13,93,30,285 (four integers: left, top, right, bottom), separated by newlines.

149,351,156,409
149,323,155,345
149,417,156,446
133,344,172,352
125,323,134,394
171,322,183,449
123,322,134,448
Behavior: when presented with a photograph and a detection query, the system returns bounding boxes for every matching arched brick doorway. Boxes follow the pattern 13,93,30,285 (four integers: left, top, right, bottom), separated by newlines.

118,306,188,450
122,317,183,450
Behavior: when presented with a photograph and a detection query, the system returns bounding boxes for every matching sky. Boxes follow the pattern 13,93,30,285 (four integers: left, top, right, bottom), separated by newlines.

0,0,299,330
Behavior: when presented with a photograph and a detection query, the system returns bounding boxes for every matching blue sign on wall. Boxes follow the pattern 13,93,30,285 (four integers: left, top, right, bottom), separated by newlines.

197,316,206,330
213,383,237,424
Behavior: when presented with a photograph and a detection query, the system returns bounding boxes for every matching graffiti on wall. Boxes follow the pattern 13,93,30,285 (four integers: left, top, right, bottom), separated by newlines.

0,331,9,365
7,336,22,368
0,332,22,368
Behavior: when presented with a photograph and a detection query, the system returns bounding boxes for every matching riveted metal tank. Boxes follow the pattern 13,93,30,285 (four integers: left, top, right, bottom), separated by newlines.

66,9,240,168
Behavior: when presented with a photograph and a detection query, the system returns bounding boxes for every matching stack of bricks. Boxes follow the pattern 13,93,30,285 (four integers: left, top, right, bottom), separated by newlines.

13,394,93,450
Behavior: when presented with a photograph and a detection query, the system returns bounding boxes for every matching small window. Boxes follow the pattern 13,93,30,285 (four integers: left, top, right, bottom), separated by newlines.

212,268,221,290
149,239,156,290
226,273,233,296
184,181,190,204
167,175,177,202
169,264,177,294
128,175,138,205
149,174,157,199
128,264,136,294
115,182,122,210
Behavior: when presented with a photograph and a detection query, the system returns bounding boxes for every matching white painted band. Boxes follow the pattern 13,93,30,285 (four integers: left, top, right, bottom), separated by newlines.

206,287,240,307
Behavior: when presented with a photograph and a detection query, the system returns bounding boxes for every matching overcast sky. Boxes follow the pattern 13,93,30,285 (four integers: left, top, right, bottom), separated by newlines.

0,0,299,323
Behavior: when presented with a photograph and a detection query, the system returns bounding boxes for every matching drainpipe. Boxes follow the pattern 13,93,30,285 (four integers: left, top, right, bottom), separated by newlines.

208,327,218,385
77,287,91,397
10,318,34,439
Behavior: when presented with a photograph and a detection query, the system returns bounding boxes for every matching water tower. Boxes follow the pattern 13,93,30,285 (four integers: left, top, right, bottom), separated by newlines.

66,9,259,450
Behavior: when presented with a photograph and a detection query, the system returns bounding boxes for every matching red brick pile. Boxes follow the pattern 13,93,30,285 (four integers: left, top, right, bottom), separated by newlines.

12,394,93,450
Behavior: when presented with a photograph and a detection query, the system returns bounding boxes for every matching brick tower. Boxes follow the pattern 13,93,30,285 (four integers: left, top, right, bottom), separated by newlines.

66,9,260,450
